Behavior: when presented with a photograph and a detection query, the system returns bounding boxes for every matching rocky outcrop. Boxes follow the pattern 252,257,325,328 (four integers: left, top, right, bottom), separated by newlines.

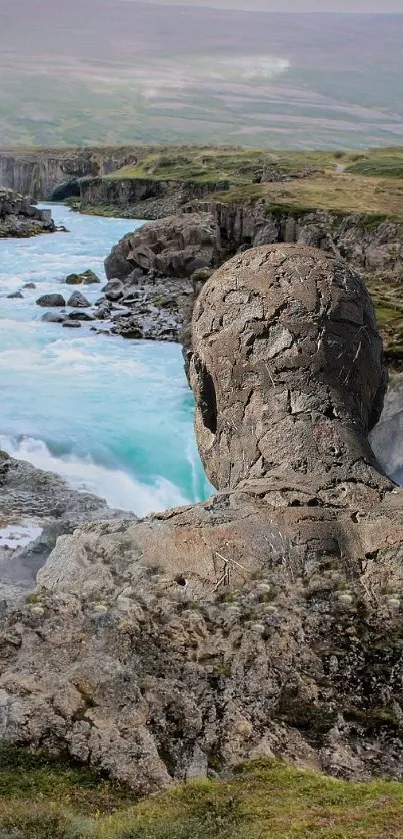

101,202,403,356
0,188,55,238
183,200,403,286
0,449,114,606
2,245,403,791
102,213,226,340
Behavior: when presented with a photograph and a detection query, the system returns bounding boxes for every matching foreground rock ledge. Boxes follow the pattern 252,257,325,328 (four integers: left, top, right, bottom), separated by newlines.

1,245,403,793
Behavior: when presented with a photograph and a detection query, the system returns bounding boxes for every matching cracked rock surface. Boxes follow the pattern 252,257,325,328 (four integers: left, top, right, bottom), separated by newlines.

1,245,403,793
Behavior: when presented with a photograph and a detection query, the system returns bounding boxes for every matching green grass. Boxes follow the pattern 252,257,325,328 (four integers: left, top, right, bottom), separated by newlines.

346,151,403,179
2,748,403,838
102,146,403,221
107,147,342,185
365,275,403,367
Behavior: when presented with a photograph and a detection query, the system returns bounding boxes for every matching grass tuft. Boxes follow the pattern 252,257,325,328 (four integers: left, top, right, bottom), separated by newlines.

1,746,403,838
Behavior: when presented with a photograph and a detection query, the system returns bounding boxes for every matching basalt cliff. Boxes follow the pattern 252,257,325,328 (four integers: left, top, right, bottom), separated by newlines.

0,148,148,201
2,245,403,793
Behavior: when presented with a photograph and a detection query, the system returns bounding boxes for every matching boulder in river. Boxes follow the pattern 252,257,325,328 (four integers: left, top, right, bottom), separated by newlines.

7,291,23,299
0,187,56,238
22,282,36,289
36,294,66,307
67,291,90,308
62,320,82,328
65,269,101,285
82,269,101,285
65,273,83,285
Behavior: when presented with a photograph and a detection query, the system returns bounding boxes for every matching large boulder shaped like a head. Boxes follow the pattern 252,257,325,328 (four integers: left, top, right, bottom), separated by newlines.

190,245,386,490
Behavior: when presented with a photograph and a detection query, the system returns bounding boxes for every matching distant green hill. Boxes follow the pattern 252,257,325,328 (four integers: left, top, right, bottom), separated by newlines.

0,3,402,148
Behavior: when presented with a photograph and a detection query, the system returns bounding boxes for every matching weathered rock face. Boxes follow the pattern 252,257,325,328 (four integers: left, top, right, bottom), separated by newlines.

2,245,403,792
0,150,139,200
190,245,386,490
102,213,225,340
0,188,55,238
222,203,403,278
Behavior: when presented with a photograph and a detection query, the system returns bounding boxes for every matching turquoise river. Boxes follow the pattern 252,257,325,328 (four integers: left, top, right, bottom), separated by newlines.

0,204,211,515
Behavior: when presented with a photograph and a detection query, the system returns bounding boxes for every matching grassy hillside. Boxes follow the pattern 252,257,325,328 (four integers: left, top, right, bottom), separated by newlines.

0,4,402,148
108,145,403,218
2,747,403,838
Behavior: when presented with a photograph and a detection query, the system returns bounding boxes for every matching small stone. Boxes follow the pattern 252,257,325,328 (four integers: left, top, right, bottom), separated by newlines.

120,327,144,339
7,290,23,299
250,622,266,633
337,593,354,606
93,603,108,613
66,310,95,321
62,321,82,328
29,605,45,616
41,312,66,323
22,282,36,289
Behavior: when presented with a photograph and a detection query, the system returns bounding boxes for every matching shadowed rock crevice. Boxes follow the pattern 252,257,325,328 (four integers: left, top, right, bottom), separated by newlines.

192,355,218,435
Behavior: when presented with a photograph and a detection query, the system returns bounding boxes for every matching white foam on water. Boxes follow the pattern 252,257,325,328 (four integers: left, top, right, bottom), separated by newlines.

0,520,42,549
0,435,190,516
0,204,211,516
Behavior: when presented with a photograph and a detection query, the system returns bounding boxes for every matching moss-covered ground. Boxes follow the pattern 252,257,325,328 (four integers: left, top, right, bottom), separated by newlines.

2,747,403,838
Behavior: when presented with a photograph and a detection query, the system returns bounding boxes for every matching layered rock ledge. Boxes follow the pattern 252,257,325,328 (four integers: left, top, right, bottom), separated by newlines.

1,245,403,792
0,188,55,238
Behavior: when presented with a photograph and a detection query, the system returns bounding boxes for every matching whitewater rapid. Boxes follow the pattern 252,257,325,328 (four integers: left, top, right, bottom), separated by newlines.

0,204,211,515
